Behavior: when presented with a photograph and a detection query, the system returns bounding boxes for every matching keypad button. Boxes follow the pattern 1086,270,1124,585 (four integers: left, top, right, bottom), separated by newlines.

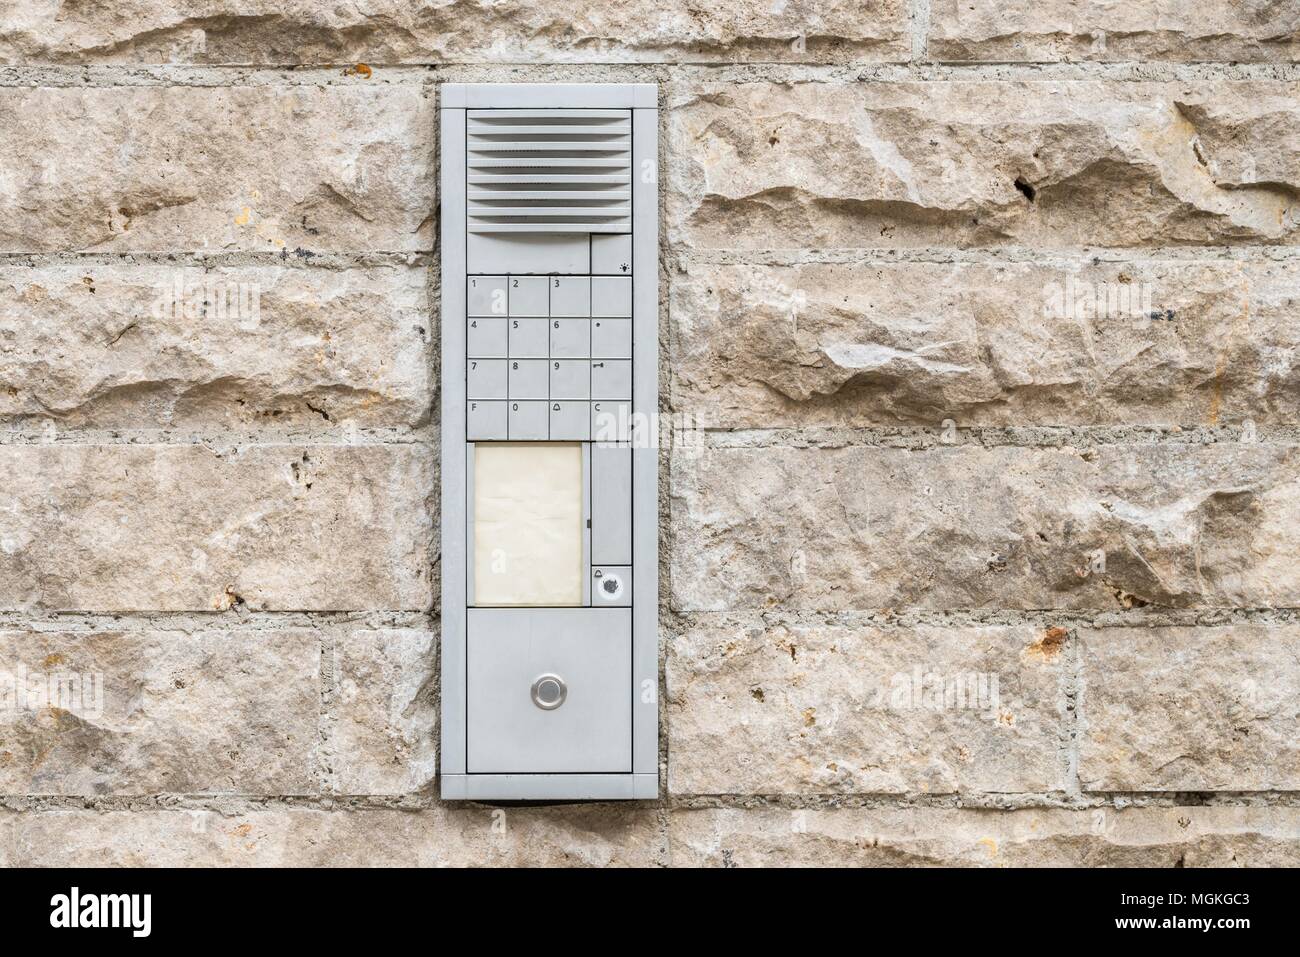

550,359,590,400
550,276,590,317
550,318,590,358
591,401,632,442
468,276,508,317
591,359,632,400
467,359,507,399
592,235,632,276
467,317,508,358
508,401,548,440
550,401,590,440
508,359,549,399
509,277,548,316
591,318,631,358
467,400,507,440
591,276,632,317
508,317,548,358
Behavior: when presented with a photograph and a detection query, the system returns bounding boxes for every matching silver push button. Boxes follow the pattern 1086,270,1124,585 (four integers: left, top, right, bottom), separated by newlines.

530,674,568,711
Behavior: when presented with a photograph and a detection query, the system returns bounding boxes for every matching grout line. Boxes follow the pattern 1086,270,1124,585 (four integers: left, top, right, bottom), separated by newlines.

0,251,431,267
1,62,1299,88
657,802,672,866
1062,625,1083,800
0,428,432,446
676,246,1300,266
5,606,1300,632
909,0,932,64
318,625,339,796
4,425,1297,449
661,792,1300,808
6,246,1300,270
0,610,434,631
688,425,1300,449
666,607,1300,630
3,792,1300,812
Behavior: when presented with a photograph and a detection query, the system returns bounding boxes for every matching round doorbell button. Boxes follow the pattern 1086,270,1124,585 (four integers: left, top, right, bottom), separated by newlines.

531,674,567,710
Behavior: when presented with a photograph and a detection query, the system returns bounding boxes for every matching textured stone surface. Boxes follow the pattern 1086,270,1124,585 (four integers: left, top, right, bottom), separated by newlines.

9,803,1297,866
330,629,437,795
4,805,665,866
669,81,1300,249
667,621,1064,795
0,629,319,795
669,806,1300,866
4,0,1299,869
0,85,434,253
671,260,1300,428
0,445,434,611
670,443,1300,612
929,0,1300,63
0,264,430,429
1079,625,1300,792
0,1,909,64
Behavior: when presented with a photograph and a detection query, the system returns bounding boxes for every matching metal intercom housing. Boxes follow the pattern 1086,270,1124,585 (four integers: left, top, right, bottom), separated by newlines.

440,83,658,800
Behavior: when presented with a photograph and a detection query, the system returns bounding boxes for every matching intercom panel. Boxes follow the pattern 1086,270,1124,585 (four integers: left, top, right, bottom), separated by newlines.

440,83,658,801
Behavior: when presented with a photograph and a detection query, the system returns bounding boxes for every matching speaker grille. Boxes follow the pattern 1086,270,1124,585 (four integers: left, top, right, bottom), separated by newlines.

466,109,632,234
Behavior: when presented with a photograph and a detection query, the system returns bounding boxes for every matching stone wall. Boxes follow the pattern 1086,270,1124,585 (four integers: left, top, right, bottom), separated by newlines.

1,2,1298,867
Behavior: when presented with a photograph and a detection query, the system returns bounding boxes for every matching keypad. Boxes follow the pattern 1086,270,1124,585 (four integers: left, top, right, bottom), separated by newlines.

466,274,632,440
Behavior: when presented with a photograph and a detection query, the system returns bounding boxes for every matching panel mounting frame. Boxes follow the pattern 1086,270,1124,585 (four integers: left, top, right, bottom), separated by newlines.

440,82,659,802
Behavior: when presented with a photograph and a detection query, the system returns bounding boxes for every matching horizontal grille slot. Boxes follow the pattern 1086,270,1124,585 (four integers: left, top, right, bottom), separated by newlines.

467,109,632,234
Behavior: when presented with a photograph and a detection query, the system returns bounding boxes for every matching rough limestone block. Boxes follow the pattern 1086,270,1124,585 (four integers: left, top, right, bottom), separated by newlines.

4,805,665,867
671,260,1300,428
670,443,1300,612
667,620,1065,795
0,1,909,65
17,804,1298,867
0,264,430,430
668,80,1300,249
928,0,1300,63
1079,625,1300,791
0,629,319,795
330,629,437,795
668,806,1300,866
0,445,434,611
0,85,434,253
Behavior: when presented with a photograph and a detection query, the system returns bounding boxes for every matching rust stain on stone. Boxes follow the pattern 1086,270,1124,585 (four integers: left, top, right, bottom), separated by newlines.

1028,626,1069,659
